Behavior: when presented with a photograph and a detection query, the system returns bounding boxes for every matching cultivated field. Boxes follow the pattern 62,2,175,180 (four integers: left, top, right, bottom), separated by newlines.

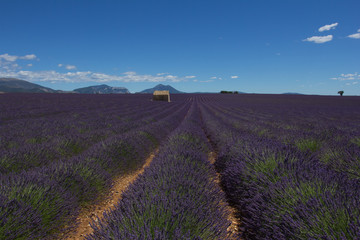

0,93,359,239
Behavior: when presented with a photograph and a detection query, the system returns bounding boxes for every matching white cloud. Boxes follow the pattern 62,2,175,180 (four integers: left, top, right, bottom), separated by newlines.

58,63,77,70
331,72,360,81
156,72,169,76
303,35,333,43
0,53,37,62
124,71,136,75
341,73,356,77
231,76,239,79
200,80,214,83
0,53,191,84
0,60,20,72
0,67,189,83
210,76,217,79
318,23,338,32
65,65,76,70
0,53,19,62
347,32,360,39
19,54,37,60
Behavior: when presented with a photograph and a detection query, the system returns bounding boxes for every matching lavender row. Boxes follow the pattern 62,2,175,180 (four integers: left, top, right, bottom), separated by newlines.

0,95,182,174
199,94,360,181
0,93,154,121
0,96,190,239
0,93,171,149
199,96,360,239
86,102,232,239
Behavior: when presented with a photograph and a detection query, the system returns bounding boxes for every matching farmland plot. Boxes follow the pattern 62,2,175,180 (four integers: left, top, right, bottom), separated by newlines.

199,94,360,239
87,101,232,239
1,93,360,239
0,93,191,239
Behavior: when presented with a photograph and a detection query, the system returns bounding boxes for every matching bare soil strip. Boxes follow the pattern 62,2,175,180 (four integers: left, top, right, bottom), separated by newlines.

62,149,158,240
208,151,241,239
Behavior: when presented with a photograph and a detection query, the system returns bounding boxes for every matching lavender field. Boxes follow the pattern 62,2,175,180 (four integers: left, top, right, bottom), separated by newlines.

1,93,360,239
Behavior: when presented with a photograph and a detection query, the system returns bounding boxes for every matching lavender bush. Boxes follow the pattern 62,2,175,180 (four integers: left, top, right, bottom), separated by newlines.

0,93,191,238
1,93,359,239
199,94,360,239
87,103,232,239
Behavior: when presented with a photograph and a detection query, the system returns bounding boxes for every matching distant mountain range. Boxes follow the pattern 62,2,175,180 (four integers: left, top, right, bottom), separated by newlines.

0,78,182,94
0,78,130,94
0,78,58,93
73,84,129,94
139,84,183,94
1,78,253,95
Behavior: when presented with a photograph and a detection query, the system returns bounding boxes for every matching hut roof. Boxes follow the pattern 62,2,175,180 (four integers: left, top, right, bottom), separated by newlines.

153,90,170,95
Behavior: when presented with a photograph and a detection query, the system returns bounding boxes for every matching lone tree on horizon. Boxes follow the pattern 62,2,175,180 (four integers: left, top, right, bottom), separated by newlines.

338,90,344,96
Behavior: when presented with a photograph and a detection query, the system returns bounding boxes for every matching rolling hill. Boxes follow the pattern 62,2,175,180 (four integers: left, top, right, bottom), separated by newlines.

73,84,130,94
0,78,57,93
139,84,183,94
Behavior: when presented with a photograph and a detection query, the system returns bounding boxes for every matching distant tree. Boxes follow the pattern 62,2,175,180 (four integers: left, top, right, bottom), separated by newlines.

220,90,238,94
338,90,344,96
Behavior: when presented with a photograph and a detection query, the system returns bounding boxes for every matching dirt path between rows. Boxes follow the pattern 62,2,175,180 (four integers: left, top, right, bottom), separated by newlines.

208,151,241,239
61,149,158,240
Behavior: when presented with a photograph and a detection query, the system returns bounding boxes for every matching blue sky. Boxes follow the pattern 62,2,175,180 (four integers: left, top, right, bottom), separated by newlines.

0,0,359,95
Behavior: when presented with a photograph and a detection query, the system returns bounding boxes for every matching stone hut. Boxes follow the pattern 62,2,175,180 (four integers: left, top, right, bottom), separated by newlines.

153,90,170,102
